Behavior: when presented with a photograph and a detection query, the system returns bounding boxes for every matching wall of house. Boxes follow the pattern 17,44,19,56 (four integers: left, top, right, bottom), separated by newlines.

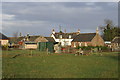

71,42,92,47
91,34,104,46
111,43,120,51
51,34,56,40
0,39,9,45
54,38,73,47
71,34,104,47
24,44,37,49
34,37,48,42
51,34,73,47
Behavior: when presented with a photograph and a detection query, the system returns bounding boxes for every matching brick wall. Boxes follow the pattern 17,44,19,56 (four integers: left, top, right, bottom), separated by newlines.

71,34,104,47
34,37,48,42
91,34,104,46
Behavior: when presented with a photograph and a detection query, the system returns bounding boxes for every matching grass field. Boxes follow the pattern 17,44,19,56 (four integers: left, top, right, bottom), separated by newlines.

2,50,119,78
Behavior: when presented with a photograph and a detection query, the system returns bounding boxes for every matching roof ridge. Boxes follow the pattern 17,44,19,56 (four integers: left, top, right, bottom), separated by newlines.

0,33,9,39
72,32,96,42
55,32,78,34
44,36,52,37
79,33,96,34
112,36,120,41
29,35,41,37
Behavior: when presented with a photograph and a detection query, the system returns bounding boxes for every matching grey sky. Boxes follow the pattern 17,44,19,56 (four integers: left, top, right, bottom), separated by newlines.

1,2,118,37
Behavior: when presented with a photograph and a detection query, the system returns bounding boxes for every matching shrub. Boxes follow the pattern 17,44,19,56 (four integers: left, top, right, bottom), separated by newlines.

76,46,110,51
2,44,9,50
76,46,95,50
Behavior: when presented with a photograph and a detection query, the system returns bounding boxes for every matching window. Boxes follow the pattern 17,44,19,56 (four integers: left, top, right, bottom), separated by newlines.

59,35,62,38
79,42,81,46
69,35,71,38
74,42,76,47
85,42,87,46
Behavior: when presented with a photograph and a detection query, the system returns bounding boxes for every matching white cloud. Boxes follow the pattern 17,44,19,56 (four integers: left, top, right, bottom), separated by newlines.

1,14,15,20
83,6,102,12
107,3,118,6
2,20,49,28
85,2,95,6
1,2,118,37
2,20,55,36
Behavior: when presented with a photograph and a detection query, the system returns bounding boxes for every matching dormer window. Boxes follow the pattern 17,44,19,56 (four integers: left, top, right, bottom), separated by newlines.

59,35,62,39
69,35,71,38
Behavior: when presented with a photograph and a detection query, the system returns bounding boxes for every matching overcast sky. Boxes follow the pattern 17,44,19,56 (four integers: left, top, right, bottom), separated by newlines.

1,2,118,37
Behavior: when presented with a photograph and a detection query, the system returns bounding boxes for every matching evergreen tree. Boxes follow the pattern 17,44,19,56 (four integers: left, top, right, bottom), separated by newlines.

100,19,120,41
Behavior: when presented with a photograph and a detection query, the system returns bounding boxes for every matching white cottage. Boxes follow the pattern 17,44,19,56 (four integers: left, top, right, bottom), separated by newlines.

51,29,80,47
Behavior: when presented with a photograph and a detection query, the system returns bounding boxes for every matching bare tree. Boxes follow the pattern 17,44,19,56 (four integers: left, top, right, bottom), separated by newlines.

104,19,113,26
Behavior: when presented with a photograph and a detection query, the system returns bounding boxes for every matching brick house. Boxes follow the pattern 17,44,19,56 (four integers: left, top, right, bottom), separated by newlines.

51,28,104,47
71,29,104,47
0,33,9,45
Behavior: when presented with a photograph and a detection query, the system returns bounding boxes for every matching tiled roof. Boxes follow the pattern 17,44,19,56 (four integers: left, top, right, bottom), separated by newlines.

45,37,55,42
53,32,79,39
9,37,24,43
0,33,9,39
9,35,40,43
72,33,96,42
28,36,40,41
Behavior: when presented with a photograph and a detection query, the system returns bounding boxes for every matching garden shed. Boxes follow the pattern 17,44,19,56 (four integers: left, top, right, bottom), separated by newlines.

38,42,54,53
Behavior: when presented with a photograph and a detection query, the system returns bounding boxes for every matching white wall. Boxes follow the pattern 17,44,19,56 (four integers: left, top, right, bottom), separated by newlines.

0,39,9,45
51,34,73,46
25,44,37,49
56,39,73,46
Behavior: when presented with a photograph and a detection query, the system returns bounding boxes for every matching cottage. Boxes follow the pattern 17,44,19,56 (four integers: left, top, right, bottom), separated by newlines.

71,28,104,47
111,37,120,51
19,35,41,49
9,35,41,49
9,36,25,44
0,33,9,45
51,29,80,47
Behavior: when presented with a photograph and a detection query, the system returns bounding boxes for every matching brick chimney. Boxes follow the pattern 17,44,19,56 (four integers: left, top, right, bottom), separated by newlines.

52,29,55,34
77,29,80,35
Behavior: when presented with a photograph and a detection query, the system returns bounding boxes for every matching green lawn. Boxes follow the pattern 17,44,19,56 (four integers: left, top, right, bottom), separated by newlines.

2,50,119,78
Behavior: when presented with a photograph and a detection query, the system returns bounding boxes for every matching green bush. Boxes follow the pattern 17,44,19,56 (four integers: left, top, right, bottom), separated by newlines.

76,46,110,51
76,46,95,50
2,44,8,50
